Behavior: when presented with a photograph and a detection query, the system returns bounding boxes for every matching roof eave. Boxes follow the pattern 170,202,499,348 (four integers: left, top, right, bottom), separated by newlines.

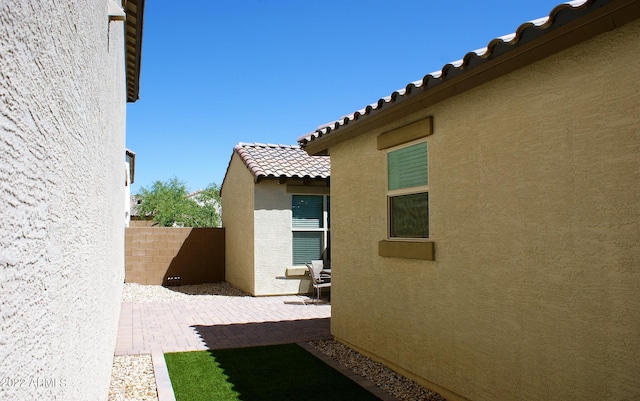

254,175,331,183
125,0,145,103
302,0,640,155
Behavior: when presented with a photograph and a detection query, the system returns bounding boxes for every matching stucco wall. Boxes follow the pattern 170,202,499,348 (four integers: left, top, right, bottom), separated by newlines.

0,2,127,401
222,157,323,296
254,181,312,296
222,153,256,294
330,20,640,401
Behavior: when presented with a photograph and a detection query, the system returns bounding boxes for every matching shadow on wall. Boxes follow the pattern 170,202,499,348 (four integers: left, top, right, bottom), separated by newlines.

125,227,225,285
163,228,225,286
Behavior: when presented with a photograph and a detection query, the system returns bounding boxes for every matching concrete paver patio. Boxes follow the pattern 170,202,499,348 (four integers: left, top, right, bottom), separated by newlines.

114,292,399,401
115,294,331,355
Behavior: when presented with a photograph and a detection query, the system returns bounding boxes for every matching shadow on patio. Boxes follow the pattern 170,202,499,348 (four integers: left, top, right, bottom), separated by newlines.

191,318,331,350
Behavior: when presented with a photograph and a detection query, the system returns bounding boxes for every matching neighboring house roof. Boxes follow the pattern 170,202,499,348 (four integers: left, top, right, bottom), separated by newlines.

299,0,638,154
223,142,330,187
130,195,143,218
125,0,145,102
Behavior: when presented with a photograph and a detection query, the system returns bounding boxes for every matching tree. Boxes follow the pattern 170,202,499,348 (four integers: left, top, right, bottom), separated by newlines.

136,178,221,227
188,183,222,228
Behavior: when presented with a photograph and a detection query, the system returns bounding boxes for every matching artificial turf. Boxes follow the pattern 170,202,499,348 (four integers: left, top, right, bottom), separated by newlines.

164,343,381,401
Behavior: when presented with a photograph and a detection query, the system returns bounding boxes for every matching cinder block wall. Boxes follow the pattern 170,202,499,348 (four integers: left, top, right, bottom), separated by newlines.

125,227,225,285
129,220,156,227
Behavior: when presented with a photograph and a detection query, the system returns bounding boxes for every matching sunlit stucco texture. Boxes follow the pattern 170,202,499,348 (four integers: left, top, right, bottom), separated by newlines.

0,2,128,400
329,20,640,401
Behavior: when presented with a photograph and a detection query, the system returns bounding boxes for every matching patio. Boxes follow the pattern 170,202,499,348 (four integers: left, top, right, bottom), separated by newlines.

111,283,441,401
115,289,331,356
113,283,335,401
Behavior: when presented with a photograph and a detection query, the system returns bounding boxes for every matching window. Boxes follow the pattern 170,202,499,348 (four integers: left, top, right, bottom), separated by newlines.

292,195,330,265
387,140,429,238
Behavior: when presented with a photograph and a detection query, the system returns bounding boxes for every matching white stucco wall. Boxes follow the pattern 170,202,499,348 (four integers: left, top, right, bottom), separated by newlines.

0,2,127,400
254,182,312,296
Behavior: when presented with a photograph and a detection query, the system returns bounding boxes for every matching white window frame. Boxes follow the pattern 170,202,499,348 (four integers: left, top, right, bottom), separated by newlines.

291,194,330,265
386,138,429,240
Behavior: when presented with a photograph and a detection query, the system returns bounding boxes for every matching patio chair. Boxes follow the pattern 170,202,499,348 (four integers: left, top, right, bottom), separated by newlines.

306,263,331,304
311,259,331,280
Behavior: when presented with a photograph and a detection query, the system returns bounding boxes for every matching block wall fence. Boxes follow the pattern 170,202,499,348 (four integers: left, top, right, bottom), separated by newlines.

125,227,225,285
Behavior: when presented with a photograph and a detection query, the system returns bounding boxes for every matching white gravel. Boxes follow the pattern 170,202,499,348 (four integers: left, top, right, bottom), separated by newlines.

310,339,446,401
109,283,445,401
108,354,156,401
120,281,250,302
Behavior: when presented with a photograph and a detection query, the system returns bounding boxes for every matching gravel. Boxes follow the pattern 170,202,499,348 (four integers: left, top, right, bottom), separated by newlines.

109,283,445,401
108,354,156,401
120,281,250,302
310,339,446,401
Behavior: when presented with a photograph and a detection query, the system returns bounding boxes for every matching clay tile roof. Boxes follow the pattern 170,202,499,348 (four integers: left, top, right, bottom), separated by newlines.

298,0,625,150
233,142,330,181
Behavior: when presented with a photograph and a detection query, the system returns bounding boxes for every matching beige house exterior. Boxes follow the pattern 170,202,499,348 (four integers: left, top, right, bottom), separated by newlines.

0,1,144,400
221,143,330,296
300,1,640,400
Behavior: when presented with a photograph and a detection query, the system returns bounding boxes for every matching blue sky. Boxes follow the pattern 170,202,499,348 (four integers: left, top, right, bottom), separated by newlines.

126,0,565,193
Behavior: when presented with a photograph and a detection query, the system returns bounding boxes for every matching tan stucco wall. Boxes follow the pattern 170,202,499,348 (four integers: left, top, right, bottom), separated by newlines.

0,2,127,400
254,181,313,296
222,153,256,294
223,163,317,296
329,20,640,401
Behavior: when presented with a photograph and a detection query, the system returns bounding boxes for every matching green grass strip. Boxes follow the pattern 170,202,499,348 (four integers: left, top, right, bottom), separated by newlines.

165,343,381,401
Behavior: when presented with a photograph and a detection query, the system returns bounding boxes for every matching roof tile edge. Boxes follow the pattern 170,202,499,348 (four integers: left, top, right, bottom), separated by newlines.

298,0,598,148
